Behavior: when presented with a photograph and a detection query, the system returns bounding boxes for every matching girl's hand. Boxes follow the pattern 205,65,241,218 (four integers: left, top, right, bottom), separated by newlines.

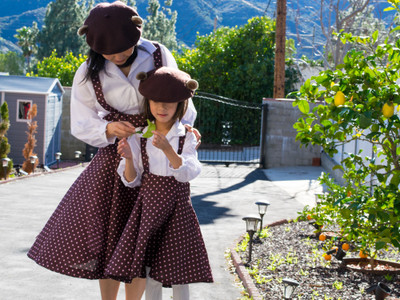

106,121,136,139
151,131,171,151
117,138,133,159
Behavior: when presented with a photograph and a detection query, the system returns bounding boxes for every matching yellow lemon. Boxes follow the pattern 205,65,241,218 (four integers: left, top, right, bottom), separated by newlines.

382,103,395,118
334,91,345,106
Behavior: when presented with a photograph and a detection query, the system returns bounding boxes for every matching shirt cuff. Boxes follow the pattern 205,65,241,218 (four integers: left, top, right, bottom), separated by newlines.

168,156,189,182
117,161,142,187
103,122,117,145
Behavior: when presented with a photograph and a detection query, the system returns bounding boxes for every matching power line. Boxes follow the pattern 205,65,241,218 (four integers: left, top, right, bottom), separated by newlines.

194,91,261,110
177,0,222,41
264,0,274,16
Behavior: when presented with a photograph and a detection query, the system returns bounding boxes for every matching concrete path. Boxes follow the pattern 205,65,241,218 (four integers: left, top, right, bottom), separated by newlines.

0,164,323,299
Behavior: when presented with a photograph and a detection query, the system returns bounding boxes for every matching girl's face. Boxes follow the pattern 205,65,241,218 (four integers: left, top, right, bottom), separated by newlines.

149,100,178,125
102,47,134,65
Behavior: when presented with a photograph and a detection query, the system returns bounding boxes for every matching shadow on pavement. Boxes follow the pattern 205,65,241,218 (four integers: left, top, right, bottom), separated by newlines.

192,168,268,225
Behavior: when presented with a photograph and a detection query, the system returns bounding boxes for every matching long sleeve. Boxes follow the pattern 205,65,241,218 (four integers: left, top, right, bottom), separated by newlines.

168,131,202,183
116,136,144,187
70,63,113,148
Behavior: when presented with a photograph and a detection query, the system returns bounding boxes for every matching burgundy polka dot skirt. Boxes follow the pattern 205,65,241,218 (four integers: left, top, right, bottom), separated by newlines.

27,143,140,281
103,138,213,286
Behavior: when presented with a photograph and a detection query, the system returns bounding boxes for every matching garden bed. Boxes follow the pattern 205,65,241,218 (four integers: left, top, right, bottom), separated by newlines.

235,221,400,299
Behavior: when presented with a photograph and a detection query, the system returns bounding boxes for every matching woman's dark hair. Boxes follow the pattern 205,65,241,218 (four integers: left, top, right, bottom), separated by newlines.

84,49,106,81
143,99,188,123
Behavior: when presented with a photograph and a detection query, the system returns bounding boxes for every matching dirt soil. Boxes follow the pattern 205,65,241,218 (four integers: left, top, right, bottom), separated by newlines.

238,221,400,299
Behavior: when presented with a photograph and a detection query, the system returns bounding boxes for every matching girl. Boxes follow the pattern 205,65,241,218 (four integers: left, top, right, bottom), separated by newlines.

27,2,198,299
114,67,213,299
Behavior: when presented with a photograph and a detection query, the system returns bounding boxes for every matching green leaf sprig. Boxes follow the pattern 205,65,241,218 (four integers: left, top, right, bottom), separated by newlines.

131,119,156,138
142,119,156,138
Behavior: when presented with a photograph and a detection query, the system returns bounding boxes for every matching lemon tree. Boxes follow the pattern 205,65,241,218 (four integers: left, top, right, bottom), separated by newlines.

291,26,400,260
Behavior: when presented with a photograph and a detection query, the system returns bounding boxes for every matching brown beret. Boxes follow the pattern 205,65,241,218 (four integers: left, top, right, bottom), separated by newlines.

78,1,142,55
137,67,198,103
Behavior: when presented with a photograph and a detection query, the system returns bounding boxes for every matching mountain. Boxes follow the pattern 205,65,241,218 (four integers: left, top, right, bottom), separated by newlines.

0,7,46,50
0,37,21,53
0,0,396,57
0,0,266,52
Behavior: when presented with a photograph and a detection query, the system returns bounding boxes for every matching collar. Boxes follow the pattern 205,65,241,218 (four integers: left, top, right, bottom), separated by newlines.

136,38,157,54
167,120,186,138
142,120,185,140
105,38,158,75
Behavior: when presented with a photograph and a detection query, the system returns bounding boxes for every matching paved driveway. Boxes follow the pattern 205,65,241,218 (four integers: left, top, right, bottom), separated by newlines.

0,164,322,299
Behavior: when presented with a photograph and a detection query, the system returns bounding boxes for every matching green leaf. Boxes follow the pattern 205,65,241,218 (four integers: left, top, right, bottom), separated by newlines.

384,7,395,12
390,172,400,187
375,241,386,250
377,211,390,222
142,119,156,138
359,113,372,129
332,164,344,171
390,25,400,34
298,100,310,114
372,30,379,43
366,131,381,139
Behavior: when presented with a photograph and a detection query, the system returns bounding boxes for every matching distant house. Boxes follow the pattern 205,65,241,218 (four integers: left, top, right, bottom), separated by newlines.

0,75,64,166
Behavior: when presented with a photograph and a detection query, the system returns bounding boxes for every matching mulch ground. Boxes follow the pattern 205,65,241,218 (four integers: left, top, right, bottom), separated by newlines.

237,220,400,299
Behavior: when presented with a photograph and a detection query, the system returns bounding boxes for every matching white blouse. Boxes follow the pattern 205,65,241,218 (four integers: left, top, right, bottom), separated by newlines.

70,38,197,148
117,121,202,187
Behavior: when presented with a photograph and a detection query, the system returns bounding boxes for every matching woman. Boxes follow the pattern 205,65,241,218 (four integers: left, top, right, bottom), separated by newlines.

27,1,197,299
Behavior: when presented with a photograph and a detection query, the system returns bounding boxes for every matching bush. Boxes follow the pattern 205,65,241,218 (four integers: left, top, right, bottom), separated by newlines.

174,16,299,145
27,50,86,86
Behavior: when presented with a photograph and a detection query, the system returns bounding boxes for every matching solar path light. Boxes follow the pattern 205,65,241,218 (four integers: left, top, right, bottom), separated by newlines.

1,157,10,180
242,216,261,264
255,201,270,233
55,152,62,168
29,155,38,173
282,278,300,299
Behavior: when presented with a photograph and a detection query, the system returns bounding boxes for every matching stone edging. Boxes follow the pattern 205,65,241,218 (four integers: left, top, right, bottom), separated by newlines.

0,163,88,185
229,219,289,300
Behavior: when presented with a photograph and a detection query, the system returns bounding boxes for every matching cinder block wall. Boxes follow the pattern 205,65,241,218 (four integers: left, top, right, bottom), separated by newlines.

262,98,321,168
60,87,86,160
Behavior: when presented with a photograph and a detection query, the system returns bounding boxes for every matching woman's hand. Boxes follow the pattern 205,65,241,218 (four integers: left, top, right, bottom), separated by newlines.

184,124,201,149
106,121,137,139
117,138,133,159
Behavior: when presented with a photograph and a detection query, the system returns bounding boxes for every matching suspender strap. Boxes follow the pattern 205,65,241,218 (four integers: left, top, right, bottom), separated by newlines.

140,129,187,173
89,43,164,127
91,72,146,127
152,43,163,68
177,129,187,155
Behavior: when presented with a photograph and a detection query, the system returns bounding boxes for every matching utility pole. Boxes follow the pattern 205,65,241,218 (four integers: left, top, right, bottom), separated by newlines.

213,16,218,32
273,0,287,98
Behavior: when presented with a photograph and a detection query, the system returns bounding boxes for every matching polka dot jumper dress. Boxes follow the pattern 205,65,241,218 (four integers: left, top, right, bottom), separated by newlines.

104,134,213,286
27,45,163,281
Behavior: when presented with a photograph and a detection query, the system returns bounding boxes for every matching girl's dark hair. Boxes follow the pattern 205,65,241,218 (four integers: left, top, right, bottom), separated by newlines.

143,99,188,123
84,49,106,81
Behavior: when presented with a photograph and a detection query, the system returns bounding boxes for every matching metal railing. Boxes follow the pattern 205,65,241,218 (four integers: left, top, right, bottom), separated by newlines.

193,92,262,165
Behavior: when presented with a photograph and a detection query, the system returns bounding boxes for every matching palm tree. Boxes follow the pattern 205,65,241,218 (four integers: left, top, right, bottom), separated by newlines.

14,22,39,72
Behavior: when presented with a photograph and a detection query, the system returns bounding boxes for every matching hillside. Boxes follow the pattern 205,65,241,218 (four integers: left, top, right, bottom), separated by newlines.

0,0,395,57
0,0,266,51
